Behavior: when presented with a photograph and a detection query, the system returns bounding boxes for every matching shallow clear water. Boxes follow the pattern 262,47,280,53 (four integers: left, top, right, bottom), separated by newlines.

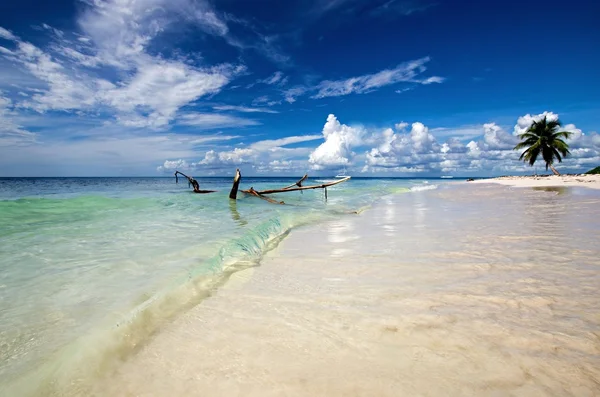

0,176,441,396
92,183,600,397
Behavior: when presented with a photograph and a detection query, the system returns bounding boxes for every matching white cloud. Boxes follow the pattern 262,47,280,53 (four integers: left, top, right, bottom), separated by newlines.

213,105,278,114
251,95,280,107
75,0,230,69
260,71,287,85
312,57,443,99
365,121,440,170
395,122,408,131
248,135,322,151
513,111,559,136
283,86,308,103
421,76,445,84
196,134,321,172
482,123,515,150
101,61,231,127
178,113,260,129
0,1,243,127
308,114,365,169
0,94,36,146
157,159,191,172
0,27,17,41
410,122,437,153
200,147,255,165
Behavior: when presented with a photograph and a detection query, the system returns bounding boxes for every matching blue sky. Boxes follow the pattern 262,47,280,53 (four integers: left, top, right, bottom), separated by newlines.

0,0,599,176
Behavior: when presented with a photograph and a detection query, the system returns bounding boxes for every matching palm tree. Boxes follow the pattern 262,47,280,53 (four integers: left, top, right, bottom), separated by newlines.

513,116,572,175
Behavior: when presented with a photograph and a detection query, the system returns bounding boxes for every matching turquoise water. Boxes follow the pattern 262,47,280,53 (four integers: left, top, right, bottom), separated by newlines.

0,176,444,395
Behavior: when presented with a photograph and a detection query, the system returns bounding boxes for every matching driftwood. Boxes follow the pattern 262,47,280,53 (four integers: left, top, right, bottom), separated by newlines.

281,174,308,190
239,175,351,204
229,168,241,199
245,187,285,205
246,176,351,195
175,168,351,204
174,171,216,194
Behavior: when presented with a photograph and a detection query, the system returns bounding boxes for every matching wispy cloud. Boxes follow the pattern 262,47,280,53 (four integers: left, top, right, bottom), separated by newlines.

308,0,436,22
259,71,288,86
0,27,17,41
213,105,279,114
313,57,443,98
177,113,261,129
0,0,253,129
0,94,37,146
283,86,310,103
196,133,322,171
280,57,442,102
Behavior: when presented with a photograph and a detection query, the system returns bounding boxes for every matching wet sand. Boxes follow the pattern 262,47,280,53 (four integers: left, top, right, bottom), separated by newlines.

94,184,600,397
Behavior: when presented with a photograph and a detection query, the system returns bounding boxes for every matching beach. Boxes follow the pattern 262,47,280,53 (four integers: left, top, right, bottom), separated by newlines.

90,183,600,396
472,174,600,190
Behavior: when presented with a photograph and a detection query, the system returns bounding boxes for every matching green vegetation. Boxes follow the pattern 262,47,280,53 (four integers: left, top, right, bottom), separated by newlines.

514,116,572,175
585,166,600,174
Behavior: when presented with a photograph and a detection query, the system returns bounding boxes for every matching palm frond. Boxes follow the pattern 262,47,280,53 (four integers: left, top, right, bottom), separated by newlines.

546,119,562,131
552,147,563,163
553,139,571,157
552,130,572,139
519,132,541,140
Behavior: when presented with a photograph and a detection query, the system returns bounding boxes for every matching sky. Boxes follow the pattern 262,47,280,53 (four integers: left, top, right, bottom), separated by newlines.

0,0,599,177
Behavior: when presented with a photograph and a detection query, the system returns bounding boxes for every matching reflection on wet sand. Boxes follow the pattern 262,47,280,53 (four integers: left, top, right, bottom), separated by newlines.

93,184,600,397
532,186,569,195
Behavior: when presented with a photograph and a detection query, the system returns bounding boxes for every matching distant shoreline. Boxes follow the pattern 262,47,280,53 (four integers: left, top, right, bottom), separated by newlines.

471,174,600,190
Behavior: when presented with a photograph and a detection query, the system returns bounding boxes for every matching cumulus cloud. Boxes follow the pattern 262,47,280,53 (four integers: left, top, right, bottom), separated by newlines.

513,111,559,136
482,123,515,150
365,121,440,171
157,159,191,172
308,114,365,169
151,111,600,176
395,122,408,131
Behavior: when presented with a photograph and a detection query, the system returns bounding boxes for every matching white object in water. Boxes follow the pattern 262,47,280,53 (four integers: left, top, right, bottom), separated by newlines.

335,168,350,178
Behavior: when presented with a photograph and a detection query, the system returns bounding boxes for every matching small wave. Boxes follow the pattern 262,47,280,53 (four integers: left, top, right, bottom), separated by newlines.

410,184,438,192
1,211,316,397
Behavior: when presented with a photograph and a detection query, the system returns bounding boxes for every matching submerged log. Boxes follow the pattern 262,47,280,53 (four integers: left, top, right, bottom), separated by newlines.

174,170,216,194
245,187,285,205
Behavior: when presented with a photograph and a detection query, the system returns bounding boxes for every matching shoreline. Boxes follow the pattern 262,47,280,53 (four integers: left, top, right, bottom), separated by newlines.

91,183,600,396
471,174,600,189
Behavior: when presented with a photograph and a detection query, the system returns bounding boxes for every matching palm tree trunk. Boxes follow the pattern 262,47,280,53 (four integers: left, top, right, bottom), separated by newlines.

549,164,560,175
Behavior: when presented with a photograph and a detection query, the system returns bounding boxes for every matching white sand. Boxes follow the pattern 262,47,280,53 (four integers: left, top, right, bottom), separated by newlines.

472,174,600,189
92,184,600,397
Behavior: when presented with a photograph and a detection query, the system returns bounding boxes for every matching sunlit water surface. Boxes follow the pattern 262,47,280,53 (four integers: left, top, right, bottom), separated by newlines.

91,183,600,397
0,176,441,396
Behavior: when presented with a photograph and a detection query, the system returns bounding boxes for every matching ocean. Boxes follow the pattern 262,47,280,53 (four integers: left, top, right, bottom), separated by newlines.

0,176,443,396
